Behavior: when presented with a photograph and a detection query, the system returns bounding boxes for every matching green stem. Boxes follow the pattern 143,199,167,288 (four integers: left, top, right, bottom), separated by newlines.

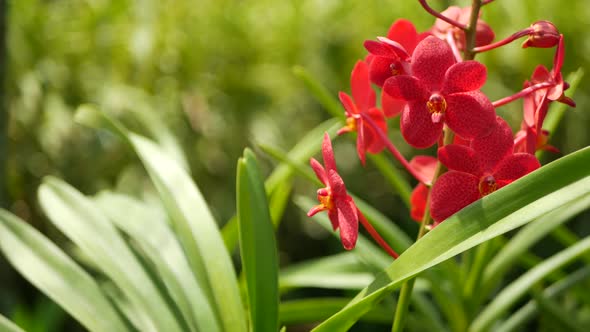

391,128,454,332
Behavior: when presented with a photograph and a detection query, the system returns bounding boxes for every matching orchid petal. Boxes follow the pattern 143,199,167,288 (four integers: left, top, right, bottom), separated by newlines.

383,75,428,101
351,60,376,112
363,108,387,154
322,133,338,173
442,61,487,94
409,155,438,184
411,36,456,91
338,91,357,116
310,158,328,185
336,197,359,250
494,153,540,183
328,209,340,231
387,19,419,53
471,116,514,171
400,101,443,148
437,145,482,175
410,183,429,222
445,91,495,140
381,88,405,117
364,40,398,58
430,171,480,223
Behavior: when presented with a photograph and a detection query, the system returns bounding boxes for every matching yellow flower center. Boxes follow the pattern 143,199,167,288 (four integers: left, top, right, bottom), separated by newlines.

317,188,334,210
427,94,447,123
478,175,497,197
346,116,357,132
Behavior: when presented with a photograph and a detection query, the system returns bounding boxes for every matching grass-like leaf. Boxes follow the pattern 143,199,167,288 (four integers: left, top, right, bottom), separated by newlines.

311,146,590,331
0,210,129,332
0,314,25,332
237,149,280,332
94,192,221,332
38,178,184,332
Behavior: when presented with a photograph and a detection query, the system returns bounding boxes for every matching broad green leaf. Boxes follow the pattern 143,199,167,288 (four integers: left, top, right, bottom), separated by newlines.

482,193,590,293
237,149,279,332
470,235,590,332
496,266,590,332
0,210,129,332
280,253,373,291
38,178,183,332
94,192,221,332
128,134,247,332
311,147,590,332
0,314,25,332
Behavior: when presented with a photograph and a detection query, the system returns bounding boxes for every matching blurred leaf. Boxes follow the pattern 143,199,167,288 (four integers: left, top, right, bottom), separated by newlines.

293,66,345,119
279,298,391,325
531,290,586,332
482,193,590,293
127,134,248,332
76,105,248,332
471,235,590,331
38,178,184,332
237,149,279,332
94,192,221,332
280,253,373,291
367,154,412,207
496,265,590,332
0,210,129,332
0,314,25,332
310,147,590,331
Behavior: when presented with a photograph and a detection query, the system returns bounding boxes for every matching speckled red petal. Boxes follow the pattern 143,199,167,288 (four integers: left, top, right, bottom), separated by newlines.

383,75,428,101
363,108,387,154
430,171,480,223
409,155,438,184
387,19,419,54
369,56,395,87
351,60,376,112
445,91,496,140
338,91,357,116
471,116,514,171
442,61,487,94
310,158,328,185
410,183,429,222
381,88,405,117
411,36,456,91
494,153,540,183
437,145,482,175
401,101,444,148
322,133,338,173
336,197,359,250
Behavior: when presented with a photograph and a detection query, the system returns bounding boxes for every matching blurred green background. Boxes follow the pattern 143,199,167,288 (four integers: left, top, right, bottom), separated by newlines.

0,0,588,330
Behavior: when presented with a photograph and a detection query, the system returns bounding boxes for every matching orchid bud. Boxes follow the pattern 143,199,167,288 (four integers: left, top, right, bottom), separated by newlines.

522,20,560,48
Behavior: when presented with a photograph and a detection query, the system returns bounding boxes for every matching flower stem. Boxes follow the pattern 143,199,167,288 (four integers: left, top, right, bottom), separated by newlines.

391,127,455,332
492,81,553,108
418,0,467,30
473,28,534,53
357,208,399,259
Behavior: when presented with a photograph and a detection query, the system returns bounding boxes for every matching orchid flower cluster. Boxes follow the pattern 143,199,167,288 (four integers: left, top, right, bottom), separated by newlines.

307,1,574,258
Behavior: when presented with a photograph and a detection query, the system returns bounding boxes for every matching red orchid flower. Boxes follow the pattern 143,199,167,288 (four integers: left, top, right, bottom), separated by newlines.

338,60,387,164
307,133,359,250
384,36,496,148
408,155,437,222
430,117,540,223
431,6,495,51
514,83,558,154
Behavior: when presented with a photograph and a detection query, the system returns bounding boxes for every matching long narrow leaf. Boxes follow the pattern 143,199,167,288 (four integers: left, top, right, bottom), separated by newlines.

237,149,280,332
470,234,590,332
38,178,183,332
0,314,25,332
0,210,129,332
311,147,590,331
94,192,221,332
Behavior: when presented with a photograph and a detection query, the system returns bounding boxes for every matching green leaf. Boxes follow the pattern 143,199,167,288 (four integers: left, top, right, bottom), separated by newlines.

38,178,184,332
0,314,25,332
531,290,586,332
496,265,590,332
0,210,129,332
310,147,590,332
292,66,344,119
470,234,590,331
76,106,247,332
482,193,590,293
237,149,280,332
280,253,373,291
279,298,391,325
222,118,342,252
93,192,221,332
127,134,247,332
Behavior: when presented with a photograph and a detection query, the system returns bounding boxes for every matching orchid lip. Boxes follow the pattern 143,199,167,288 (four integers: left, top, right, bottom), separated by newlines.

478,174,497,196
427,93,447,123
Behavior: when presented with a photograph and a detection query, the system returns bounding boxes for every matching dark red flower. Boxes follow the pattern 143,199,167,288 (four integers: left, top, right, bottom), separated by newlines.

384,36,496,148
338,60,387,164
430,117,541,223
364,19,429,87
307,133,359,250
431,6,495,51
